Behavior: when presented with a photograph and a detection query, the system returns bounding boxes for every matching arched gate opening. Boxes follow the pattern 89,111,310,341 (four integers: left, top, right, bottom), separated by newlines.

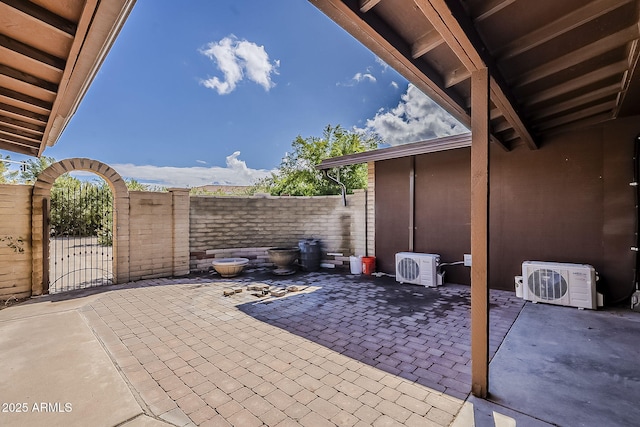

32,158,130,295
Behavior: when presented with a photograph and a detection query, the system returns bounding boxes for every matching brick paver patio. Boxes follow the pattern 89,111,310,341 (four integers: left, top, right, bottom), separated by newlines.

81,270,523,426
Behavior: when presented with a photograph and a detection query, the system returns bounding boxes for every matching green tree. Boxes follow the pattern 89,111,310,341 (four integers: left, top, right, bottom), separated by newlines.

0,155,19,183
19,156,56,183
259,125,379,196
50,175,113,246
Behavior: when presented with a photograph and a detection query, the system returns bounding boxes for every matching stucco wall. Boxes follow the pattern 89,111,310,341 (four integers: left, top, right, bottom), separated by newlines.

0,184,32,299
374,116,639,304
189,191,367,271
128,189,190,281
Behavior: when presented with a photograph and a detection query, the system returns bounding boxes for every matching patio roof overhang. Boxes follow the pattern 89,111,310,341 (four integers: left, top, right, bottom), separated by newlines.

0,0,136,157
310,0,640,152
310,0,640,399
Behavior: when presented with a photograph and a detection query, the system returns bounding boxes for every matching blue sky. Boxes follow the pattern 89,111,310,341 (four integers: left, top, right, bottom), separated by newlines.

3,0,465,187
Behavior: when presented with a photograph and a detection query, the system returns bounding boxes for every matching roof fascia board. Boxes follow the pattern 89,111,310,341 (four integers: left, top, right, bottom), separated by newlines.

40,0,137,155
317,133,472,169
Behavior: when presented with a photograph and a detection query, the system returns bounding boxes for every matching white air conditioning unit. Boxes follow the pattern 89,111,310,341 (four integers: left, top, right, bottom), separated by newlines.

396,252,440,287
521,261,597,309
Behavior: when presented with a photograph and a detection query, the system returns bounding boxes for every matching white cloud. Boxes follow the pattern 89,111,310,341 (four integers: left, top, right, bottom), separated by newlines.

196,160,207,164
112,152,273,187
360,84,468,146
200,35,279,95
390,81,399,89
337,70,377,87
353,72,376,83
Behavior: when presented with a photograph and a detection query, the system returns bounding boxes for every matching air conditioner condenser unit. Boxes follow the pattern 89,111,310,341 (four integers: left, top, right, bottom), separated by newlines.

396,252,440,287
521,261,597,309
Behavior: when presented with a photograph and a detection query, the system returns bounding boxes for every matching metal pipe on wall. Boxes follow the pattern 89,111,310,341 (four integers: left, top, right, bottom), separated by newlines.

409,156,415,252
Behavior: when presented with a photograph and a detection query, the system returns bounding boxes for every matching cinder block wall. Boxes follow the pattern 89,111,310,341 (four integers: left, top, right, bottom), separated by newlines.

0,184,32,299
190,190,367,271
128,189,190,281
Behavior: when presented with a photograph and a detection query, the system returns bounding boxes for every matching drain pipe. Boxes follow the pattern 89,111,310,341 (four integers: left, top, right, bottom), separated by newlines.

325,169,347,206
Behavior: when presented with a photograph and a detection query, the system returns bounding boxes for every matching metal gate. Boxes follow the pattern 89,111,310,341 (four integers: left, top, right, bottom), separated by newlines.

47,177,114,293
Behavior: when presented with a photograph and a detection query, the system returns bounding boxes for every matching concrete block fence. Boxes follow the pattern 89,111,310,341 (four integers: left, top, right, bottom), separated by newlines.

189,191,368,272
0,157,373,300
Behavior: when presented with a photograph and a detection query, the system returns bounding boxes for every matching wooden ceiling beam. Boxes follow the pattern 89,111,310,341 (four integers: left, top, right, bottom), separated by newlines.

0,102,48,123
614,38,640,117
415,0,537,149
359,0,382,13
473,0,515,22
0,123,42,140
0,0,76,37
0,64,58,95
445,66,471,87
492,120,512,133
0,139,37,156
0,34,66,71
496,0,633,61
530,83,621,120
535,100,617,131
544,112,613,137
0,130,42,148
0,87,52,111
525,60,629,106
516,25,640,87
0,115,45,133
411,30,445,59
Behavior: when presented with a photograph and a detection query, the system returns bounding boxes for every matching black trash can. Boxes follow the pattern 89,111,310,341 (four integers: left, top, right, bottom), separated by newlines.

298,239,321,272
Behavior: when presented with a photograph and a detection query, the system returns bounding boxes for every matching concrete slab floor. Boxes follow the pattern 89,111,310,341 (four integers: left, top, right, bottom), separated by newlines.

0,308,142,427
486,302,640,427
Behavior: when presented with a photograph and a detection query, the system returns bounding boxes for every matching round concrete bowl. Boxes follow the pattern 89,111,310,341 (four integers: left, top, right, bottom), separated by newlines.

211,258,249,278
268,247,300,275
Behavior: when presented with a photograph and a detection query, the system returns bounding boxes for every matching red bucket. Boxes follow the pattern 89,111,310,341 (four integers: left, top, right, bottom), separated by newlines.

362,256,376,275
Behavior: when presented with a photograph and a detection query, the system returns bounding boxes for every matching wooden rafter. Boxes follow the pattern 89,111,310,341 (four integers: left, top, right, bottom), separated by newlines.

530,83,621,120
0,139,37,155
445,66,471,88
411,30,445,59
0,102,48,123
415,0,537,149
0,131,41,147
0,87,52,111
0,115,45,133
496,0,633,60
473,0,515,23
0,0,77,37
0,123,41,140
359,0,381,13
536,100,618,131
516,25,639,87
0,64,58,95
525,60,629,106
0,34,66,71
614,38,640,117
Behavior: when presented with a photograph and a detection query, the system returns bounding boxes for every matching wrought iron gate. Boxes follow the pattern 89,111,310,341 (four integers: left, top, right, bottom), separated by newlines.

48,178,113,293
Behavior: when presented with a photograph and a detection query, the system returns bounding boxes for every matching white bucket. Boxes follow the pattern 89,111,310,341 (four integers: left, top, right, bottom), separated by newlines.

350,256,362,274
515,276,523,298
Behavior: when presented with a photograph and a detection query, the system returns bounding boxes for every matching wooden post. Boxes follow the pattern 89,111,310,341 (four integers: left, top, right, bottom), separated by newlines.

470,67,490,397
